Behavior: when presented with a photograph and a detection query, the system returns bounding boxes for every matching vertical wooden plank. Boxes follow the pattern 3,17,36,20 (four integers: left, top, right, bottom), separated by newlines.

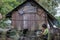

12,11,23,30
12,11,16,28
37,8,46,29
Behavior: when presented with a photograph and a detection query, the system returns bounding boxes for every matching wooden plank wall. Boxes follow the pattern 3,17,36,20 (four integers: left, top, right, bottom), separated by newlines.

11,4,47,31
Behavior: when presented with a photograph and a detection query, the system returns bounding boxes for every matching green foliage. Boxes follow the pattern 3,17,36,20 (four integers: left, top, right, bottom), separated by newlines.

36,0,58,15
56,16,60,27
0,0,20,15
56,16,60,21
0,0,2,7
0,19,8,28
0,0,21,28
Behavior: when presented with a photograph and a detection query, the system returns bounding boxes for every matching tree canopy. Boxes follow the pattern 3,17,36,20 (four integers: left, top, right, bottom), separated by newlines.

0,0,20,15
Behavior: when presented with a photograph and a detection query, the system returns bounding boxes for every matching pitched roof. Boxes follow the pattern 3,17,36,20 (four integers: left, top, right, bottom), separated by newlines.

6,0,56,20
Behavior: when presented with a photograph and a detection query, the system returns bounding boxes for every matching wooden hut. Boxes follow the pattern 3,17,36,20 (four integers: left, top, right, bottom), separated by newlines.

6,0,59,31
